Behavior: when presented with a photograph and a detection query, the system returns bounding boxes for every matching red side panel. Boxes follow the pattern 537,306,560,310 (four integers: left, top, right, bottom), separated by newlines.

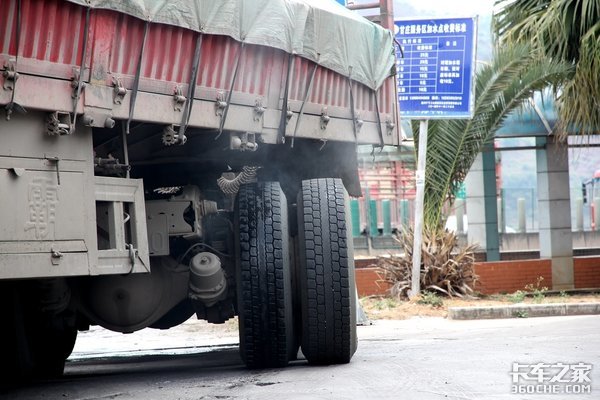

197,35,274,95
288,56,392,115
1,0,88,70
0,0,18,56
0,0,399,139
92,9,274,96
101,11,196,84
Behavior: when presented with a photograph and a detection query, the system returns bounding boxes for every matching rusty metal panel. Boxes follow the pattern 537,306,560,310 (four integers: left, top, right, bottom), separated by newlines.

101,11,274,98
1,0,88,77
0,0,18,56
288,55,394,119
103,11,195,84
289,57,350,109
0,0,400,144
198,35,274,96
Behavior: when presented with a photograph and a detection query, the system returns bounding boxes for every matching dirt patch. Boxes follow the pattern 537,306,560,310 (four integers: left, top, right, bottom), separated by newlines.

360,293,600,320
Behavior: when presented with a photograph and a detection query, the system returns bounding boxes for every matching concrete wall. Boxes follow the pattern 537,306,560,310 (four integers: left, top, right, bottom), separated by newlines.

354,232,600,259
498,232,600,252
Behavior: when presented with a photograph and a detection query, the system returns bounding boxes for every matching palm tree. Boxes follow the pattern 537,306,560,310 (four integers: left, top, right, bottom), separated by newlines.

493,0,600,136
417,44,572,230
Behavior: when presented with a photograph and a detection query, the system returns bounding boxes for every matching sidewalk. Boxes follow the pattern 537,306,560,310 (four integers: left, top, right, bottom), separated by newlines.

449,302,600,320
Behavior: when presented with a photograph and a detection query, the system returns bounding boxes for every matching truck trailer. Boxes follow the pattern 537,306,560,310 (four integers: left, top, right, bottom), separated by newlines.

0,0,400,380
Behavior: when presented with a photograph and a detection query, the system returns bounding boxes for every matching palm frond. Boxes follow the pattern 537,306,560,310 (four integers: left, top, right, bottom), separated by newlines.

494,0,600,136
377,228,479,298
416,43,572,230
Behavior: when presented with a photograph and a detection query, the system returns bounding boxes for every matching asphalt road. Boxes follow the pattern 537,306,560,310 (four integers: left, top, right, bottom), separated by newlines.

2,316,599,400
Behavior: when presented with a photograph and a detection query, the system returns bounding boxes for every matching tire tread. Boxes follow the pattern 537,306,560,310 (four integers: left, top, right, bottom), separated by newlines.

298,178,357,364
238,182,293,368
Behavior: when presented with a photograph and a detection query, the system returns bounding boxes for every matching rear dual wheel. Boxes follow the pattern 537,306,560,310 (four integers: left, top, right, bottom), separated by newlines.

235,178,357,368
236,182,296,368
296,178,357,364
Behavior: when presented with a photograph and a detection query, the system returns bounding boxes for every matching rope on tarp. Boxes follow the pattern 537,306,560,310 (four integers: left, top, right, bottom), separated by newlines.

71,6,91,132
373,87,384,148
291,61,318,148
278,53,294,145
5,0,24,121
347,69,358,145
178,33,204,144
216,42,245,140
125,20,150,135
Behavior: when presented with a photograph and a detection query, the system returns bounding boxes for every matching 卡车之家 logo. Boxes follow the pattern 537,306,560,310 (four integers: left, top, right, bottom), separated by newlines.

510,362,592,395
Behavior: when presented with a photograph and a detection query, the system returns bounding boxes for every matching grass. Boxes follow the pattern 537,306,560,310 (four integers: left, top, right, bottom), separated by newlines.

373,297,398,310
513,310,529,318
507,290,526,303
524,276,548,304
416,291,444,308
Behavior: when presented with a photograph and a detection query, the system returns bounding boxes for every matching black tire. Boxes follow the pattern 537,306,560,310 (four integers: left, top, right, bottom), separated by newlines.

0,284,77,382
236,182,295,368
0,286,35,384
297,178,357,364
30,321,77,378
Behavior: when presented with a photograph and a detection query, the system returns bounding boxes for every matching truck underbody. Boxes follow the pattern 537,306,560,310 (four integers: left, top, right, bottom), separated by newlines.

0,0,399,380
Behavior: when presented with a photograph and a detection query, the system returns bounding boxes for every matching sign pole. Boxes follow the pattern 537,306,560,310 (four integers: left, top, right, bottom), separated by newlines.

394,17,477,297
411,119,428,297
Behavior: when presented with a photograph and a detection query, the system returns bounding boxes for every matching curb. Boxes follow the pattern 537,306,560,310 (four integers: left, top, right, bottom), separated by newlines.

448,303,600,320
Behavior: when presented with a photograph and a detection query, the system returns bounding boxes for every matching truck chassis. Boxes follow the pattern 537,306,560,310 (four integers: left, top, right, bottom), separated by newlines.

0,0,399,380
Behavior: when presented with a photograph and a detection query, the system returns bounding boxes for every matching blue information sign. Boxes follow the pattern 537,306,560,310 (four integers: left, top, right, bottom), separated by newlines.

334,0,347,6
394,17,477,119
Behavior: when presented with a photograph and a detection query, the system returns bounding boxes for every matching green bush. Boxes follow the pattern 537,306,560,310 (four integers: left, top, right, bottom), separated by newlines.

508,290,526,303
513,310,528,318
417,291,444,308
374,297,398,310
525,277,548,303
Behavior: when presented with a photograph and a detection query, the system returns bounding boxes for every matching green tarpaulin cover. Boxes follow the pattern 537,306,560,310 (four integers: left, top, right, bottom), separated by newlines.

67,0,395,90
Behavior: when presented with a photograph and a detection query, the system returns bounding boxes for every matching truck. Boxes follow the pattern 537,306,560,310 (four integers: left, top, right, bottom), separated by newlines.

0,0,400,380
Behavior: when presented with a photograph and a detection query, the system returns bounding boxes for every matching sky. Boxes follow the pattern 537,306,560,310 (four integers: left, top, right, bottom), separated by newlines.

346,0,495,17
394,0,495,17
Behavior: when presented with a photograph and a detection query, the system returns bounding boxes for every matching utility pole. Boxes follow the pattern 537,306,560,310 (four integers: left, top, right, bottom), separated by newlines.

411,120,428,297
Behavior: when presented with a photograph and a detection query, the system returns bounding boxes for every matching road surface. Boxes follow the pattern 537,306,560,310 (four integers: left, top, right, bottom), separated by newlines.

1,316,598,400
